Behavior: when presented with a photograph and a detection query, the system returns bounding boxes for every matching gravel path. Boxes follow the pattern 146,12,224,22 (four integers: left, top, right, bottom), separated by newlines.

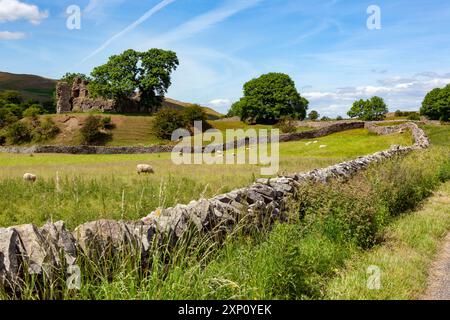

423,233,450,300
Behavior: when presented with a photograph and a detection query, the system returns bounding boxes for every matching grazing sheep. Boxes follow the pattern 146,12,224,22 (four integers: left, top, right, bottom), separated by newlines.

23,173,37,183
313,140,319,144
137,164,155,175
305,142,312,146
319,145,327,149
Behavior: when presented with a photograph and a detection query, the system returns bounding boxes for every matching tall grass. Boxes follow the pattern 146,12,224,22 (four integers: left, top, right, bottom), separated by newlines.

2,145,447,300
0,129,411,228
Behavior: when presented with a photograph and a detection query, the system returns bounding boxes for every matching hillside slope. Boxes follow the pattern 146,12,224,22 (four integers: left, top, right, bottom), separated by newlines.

0,71,56,102
0,71,222,119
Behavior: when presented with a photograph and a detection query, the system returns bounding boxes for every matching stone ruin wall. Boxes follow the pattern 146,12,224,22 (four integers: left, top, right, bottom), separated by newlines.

0,122,430,290
56,77,116,114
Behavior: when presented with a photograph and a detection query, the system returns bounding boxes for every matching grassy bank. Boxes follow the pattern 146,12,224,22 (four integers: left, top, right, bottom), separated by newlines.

2,143,447,300
326,180,450,300
0,129,410,229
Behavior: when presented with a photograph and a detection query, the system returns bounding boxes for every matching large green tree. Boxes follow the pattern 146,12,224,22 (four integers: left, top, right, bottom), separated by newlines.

347,96,388,121
230,73,309,124
421,85,450,122
89,48,179,113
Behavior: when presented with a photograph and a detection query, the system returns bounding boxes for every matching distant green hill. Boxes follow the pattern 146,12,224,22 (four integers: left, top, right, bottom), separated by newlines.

0,71,56,102
0,71,222,119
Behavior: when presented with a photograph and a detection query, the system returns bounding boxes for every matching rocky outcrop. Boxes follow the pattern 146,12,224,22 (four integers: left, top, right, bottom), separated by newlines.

0,122,430,291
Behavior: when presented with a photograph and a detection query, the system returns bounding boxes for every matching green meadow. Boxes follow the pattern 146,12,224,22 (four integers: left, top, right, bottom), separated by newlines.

0,129,411,229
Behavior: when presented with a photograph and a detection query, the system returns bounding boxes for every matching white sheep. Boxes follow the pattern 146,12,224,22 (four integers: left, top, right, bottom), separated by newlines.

137,164,155,175
23,173,37,183
319,145,327,149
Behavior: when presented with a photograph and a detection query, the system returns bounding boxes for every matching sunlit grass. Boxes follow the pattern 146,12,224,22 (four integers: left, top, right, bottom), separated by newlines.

0,129,411,228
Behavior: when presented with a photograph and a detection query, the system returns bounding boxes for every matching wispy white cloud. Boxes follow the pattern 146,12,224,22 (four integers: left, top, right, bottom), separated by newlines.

83,0,127,21
0,0,48,25
78,0,176,65
144,0,263,47
0,30,26,40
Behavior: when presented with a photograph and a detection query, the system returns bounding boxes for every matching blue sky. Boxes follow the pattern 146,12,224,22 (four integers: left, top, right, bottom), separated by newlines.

1,0,450,116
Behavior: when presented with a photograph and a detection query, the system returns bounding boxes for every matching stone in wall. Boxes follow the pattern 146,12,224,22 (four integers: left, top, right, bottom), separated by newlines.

72,97,116,113
0,228,25,289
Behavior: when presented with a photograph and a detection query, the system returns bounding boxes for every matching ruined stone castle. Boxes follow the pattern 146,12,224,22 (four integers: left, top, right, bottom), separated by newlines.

56,77,141,114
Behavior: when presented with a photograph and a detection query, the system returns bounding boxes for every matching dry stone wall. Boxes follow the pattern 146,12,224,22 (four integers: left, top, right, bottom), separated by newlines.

0,122,430,290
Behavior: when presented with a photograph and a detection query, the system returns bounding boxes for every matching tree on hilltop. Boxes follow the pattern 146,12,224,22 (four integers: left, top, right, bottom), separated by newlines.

89,49,179,113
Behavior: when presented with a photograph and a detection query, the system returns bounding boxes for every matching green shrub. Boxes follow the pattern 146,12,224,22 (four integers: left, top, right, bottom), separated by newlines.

31,117,60,143
0,108,18,129
23,105,45,118
274,117,297,134
152,108,187,140
183,104,211,132
407,113,420,121
99,116,116,130
80,115,113,145
6,121,32,145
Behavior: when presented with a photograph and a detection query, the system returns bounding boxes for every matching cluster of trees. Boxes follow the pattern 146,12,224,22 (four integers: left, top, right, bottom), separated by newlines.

63,48,179,113
347,96,388,121
420,84,450,122
152,104,211,140
228,73,309,124
0,90,59,145
0,90,52,128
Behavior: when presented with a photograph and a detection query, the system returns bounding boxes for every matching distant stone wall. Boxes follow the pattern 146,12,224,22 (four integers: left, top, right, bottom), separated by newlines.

0,122,429,290
0,145,175,154
0,122,365,155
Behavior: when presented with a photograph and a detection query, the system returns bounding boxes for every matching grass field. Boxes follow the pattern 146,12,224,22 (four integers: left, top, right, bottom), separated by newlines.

0,124,448,300
0,129,412,229
3,140,446,300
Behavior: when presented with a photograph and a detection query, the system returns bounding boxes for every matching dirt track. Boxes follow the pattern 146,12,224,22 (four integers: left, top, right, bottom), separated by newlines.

423,233,450,300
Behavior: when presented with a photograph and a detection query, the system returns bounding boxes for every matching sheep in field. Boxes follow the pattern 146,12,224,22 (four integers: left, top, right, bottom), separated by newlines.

23,173,37,183
137,164,155,175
